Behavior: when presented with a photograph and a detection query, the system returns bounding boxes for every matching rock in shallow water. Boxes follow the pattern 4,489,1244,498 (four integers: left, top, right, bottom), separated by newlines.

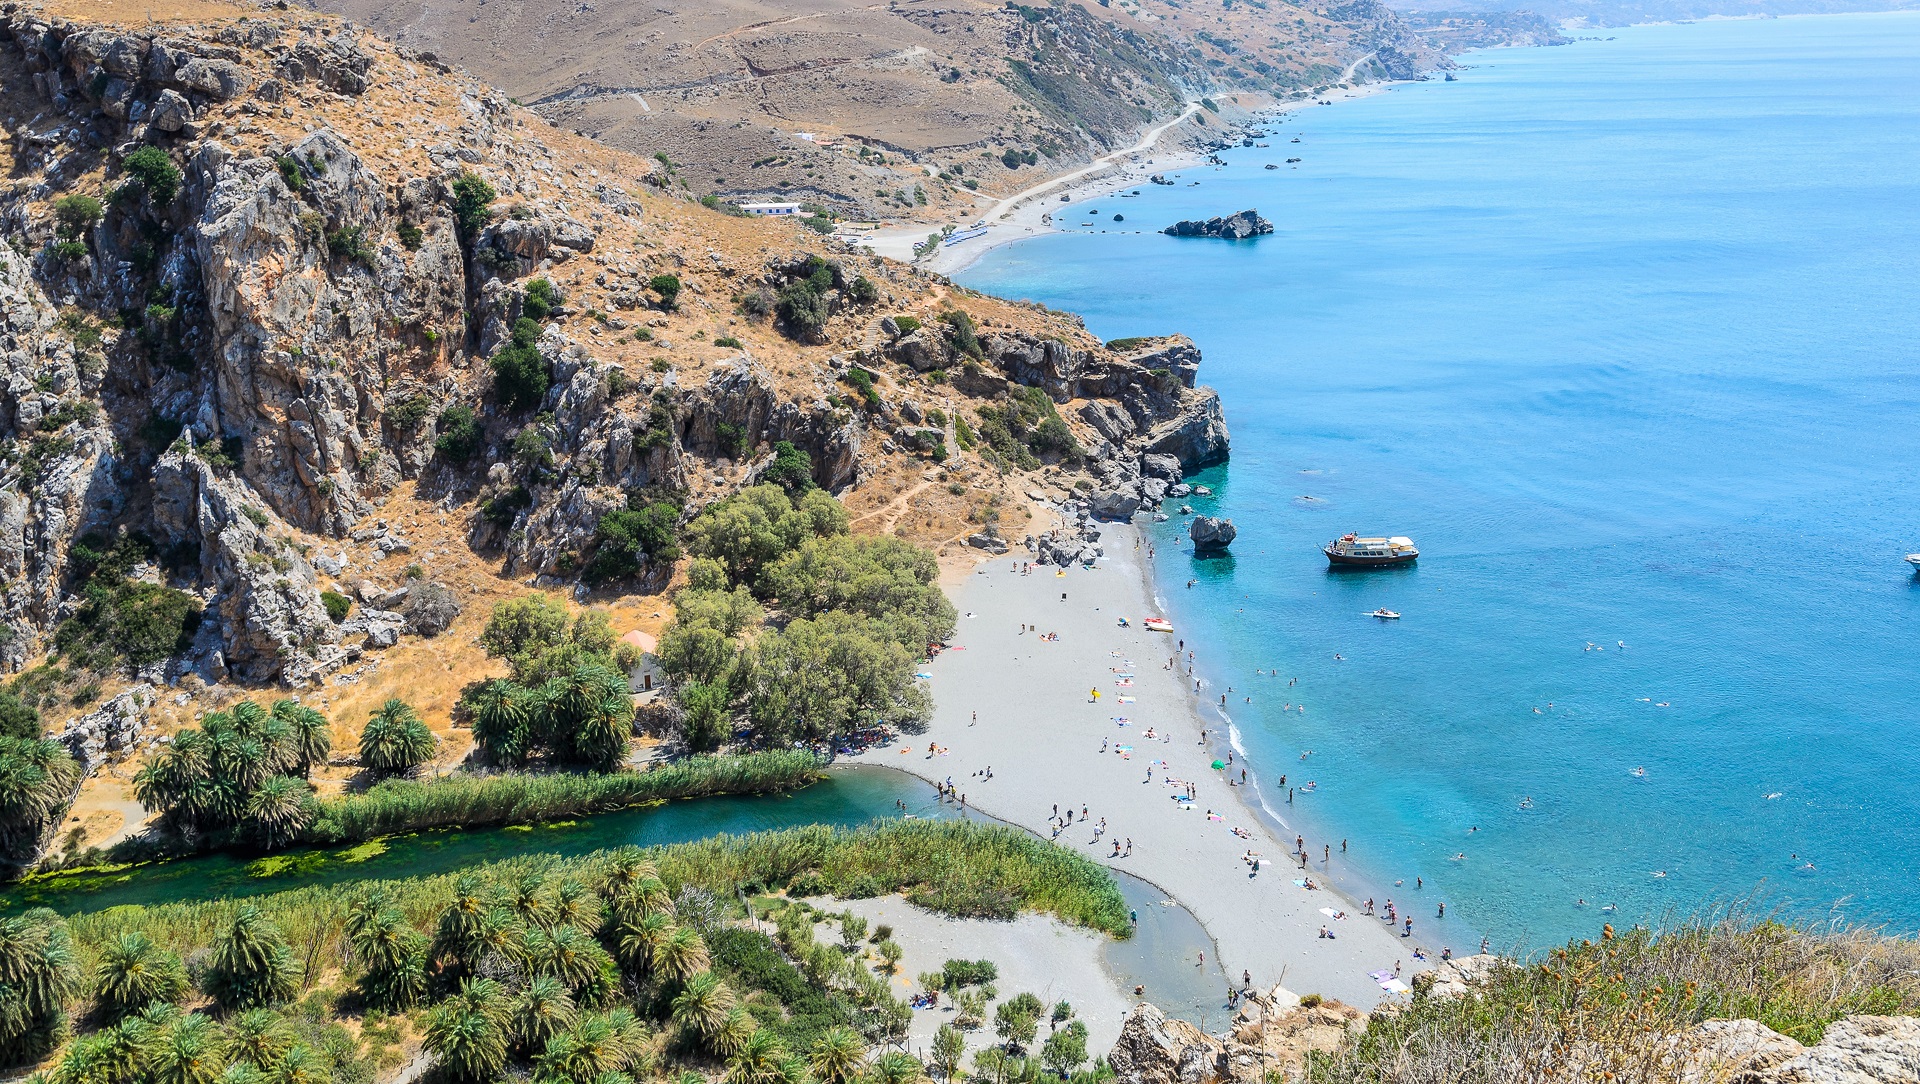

1190,515,1236,551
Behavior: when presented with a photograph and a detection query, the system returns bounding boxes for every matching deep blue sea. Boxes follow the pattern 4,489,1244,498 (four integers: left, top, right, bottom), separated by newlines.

959,12,1920,951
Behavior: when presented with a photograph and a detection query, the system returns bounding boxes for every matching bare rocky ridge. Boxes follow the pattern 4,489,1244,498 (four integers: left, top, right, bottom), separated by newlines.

0,0,1228,699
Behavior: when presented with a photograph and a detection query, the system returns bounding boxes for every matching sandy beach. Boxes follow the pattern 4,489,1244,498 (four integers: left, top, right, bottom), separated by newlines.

851,520,1435,1010
854,81,1397,277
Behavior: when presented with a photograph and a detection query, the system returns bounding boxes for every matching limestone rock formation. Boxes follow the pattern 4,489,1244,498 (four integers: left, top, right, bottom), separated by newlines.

55,685,156,771
1162,210,1273,240
1108,990,1364,1084
1190,516,1236,551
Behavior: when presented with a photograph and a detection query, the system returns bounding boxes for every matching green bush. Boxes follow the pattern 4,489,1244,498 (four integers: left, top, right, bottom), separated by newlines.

840,367,879,409
491,317,549,411
276,154,306,192
1104,336,1149,352
714,335,743,349
649,273,682,311
434,404,483,462
326,225,373,264
320,590,352,623
389,394,433,431
0,692,40,741
582,495,683,585
523,277,559,321
940,309,983,359
451,171,496,242
396,221,424,250
892,315,921,336
52,193,103,239
761,440,814,495
120,147,181,206
53,580,202,673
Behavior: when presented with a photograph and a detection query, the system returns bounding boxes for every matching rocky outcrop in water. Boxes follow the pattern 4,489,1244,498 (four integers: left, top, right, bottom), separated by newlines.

1162,210,1273,240
1189,516,1236,551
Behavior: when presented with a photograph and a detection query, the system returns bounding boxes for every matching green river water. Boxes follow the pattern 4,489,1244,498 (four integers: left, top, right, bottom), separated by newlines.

1,766,1225,1023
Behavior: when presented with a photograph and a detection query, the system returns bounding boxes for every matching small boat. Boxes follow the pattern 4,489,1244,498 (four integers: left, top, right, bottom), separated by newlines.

1367,609,1401,619
1144,618,1175,633
1325,534,1419,567
1907,553,1920,568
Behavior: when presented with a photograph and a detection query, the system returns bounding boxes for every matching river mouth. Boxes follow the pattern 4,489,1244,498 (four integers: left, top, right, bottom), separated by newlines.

6,765,1228,1026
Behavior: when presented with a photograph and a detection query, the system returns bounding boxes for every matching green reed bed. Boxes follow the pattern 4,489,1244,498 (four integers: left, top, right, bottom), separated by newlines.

66,819,1130,978
302,749,824,844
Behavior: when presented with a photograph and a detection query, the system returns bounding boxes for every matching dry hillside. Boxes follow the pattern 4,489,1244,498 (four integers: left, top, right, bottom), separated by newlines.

300,0,1449,215
0,0,1224,860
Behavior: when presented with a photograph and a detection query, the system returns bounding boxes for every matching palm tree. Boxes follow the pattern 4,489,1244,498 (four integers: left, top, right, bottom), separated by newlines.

267,1042,328,1084
670,972,735,1049
346,893,427,1008
525,924,608,993
614,912,673,975
869,1051,931,1084
0,907,80,1055
270,700,331,776
651,926,710,985
557,662,635,771
432,874,490,972
598,848,658,898
554,878,603,933
468,679,532,766
357,699,434,778
93,930,188,1017
147,1012,223,1084
219,1007,294,1070
134,728,215,830
510,974,576,1054
425,979,510,1082
538,1008,650,1081
246,776,312,851
0,735,81,857
809,1026,867,1084
713,1005,758,1059
203,906,298,1009
727,1028,792,1084
505,873,557,930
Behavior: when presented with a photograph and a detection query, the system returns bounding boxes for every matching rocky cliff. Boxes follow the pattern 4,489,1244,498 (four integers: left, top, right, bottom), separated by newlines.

0,0,1227,705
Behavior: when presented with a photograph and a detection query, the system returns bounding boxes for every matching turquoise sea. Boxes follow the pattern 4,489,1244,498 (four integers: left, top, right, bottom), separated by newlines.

959,12,1920,950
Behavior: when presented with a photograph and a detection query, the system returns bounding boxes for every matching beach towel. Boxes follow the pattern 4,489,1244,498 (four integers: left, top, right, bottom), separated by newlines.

1116,697,1136,704
1368,970,1395,983
1292,879,1308,888
914,672,933,679
1381,978,1412,995
1115,679,1134,687
1206,813,1223,822
1318,907,1343,919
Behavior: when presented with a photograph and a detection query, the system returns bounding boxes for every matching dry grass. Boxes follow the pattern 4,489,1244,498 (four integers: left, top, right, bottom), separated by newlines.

1317,909,1920,1083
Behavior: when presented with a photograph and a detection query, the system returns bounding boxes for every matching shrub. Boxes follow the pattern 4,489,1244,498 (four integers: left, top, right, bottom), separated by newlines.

492,317,549,411
52,580,202,672
51,193,103,239
761,440,814,495
1105,336,1149,352
435,404,483,461
120,147,181,206
523,277,559,321
777,281,829,341
321,590,352,623
451,171,496,241
892,315,921,336
482,484,533,527
649,273,682,311
714,335,743,349
582,496,683,585
276,154,306,192
940,310,983,359
396,221,424,250
389,394,433,431
840,367,879,409
0,692,40,741
326,225,373,264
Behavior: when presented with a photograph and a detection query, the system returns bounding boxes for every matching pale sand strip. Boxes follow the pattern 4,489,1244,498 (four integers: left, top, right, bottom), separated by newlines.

851,522,1431,1009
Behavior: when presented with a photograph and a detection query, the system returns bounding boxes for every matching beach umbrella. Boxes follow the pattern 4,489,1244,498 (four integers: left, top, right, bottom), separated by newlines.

1211,760,1226,770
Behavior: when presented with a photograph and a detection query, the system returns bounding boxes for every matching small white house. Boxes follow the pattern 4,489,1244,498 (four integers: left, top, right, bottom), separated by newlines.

622,630,664,694
740,202,803,217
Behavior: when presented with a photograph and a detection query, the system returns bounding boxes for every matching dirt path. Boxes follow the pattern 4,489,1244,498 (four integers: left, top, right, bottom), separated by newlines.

848,479,936,533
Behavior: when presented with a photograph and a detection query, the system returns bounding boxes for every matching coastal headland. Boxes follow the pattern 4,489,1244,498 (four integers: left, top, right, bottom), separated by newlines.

853,520,1436,1010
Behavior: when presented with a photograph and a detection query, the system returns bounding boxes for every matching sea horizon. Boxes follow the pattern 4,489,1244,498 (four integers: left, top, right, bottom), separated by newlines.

959,10,1920,951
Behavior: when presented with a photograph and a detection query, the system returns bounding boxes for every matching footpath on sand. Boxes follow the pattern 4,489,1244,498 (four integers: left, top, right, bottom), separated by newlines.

852,522,1434,1010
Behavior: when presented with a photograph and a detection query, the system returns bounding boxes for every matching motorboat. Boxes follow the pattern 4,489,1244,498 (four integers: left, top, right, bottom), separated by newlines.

1368,609,1401,619
1907,553,1920,568
1325,534,1419,567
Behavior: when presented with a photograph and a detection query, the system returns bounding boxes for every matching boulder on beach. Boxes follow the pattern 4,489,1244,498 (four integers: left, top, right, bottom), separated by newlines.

1190,516,1236,551
1162,210,1273,240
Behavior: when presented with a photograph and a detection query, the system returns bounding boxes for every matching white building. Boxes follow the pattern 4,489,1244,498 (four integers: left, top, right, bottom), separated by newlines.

622,630,665,694
740,202,803,217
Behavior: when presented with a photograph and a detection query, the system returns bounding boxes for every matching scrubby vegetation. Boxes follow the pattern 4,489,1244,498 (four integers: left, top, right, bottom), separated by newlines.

133,698,330,848
975,387,1080,472
48,530,201,676
24,821,1127,1081
1314,913,1920,1083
